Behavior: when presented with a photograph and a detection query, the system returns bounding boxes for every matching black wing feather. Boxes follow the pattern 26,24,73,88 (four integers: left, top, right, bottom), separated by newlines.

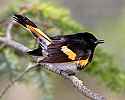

27,47,43,56
40,48,72,63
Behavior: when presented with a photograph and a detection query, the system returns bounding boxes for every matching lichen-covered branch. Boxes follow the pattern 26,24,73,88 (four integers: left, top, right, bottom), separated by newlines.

0,35,105,100
42,63,105,100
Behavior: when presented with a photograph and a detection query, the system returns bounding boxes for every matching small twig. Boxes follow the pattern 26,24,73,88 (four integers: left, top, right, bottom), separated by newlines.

0,37,30,53
0,63,40,98
5,20,15,40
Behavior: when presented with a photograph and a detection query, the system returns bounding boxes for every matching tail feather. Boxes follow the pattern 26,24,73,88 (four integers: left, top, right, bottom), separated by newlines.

13,14,37,28
13,14,52,46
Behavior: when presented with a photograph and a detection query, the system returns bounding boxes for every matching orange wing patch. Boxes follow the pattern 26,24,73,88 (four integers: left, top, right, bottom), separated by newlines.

61,46,76,60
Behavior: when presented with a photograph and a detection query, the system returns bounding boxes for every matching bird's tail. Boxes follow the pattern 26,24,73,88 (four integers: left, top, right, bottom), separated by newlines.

13,14,52,46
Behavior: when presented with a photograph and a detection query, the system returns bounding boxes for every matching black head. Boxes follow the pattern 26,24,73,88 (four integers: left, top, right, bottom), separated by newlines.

76,32,104,48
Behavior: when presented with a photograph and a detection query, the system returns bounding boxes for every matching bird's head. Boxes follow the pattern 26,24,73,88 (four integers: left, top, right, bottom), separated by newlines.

76,32,104,48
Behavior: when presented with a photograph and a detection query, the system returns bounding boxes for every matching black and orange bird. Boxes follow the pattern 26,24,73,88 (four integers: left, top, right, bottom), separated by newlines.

13,14,104,74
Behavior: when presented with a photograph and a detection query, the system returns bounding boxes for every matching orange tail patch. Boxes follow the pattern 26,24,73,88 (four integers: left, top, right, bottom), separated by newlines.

13,14,52,45
26,25,51,45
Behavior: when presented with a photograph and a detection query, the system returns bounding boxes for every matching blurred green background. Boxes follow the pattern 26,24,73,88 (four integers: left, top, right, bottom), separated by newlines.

0,0,125,100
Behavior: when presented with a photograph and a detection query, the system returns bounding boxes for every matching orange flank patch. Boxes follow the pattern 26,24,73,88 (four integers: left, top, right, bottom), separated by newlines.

26,25,52,45
75,58,89,66
61,46,77,60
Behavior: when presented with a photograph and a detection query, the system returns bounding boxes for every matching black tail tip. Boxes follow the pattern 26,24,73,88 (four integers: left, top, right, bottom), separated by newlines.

13,14,37,28
13,14,25,21
14,14,23,18
13,14,27,27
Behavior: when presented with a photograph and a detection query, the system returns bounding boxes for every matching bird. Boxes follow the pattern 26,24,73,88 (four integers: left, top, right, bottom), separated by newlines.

13,14,104,75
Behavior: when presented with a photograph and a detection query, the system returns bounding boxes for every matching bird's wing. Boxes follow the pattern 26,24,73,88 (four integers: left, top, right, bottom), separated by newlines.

39,36,73,63
40,47,72,63
40,36,92,64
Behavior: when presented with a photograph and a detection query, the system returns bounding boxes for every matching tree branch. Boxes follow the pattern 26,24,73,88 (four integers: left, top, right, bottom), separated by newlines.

5,20,14,40
0,35,105,100
0,37,30,53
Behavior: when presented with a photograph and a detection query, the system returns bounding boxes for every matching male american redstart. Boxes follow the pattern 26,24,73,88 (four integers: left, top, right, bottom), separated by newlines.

13,14,104,72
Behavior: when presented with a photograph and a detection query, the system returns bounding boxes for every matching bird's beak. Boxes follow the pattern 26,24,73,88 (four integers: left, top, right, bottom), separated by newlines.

95,39,104,44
